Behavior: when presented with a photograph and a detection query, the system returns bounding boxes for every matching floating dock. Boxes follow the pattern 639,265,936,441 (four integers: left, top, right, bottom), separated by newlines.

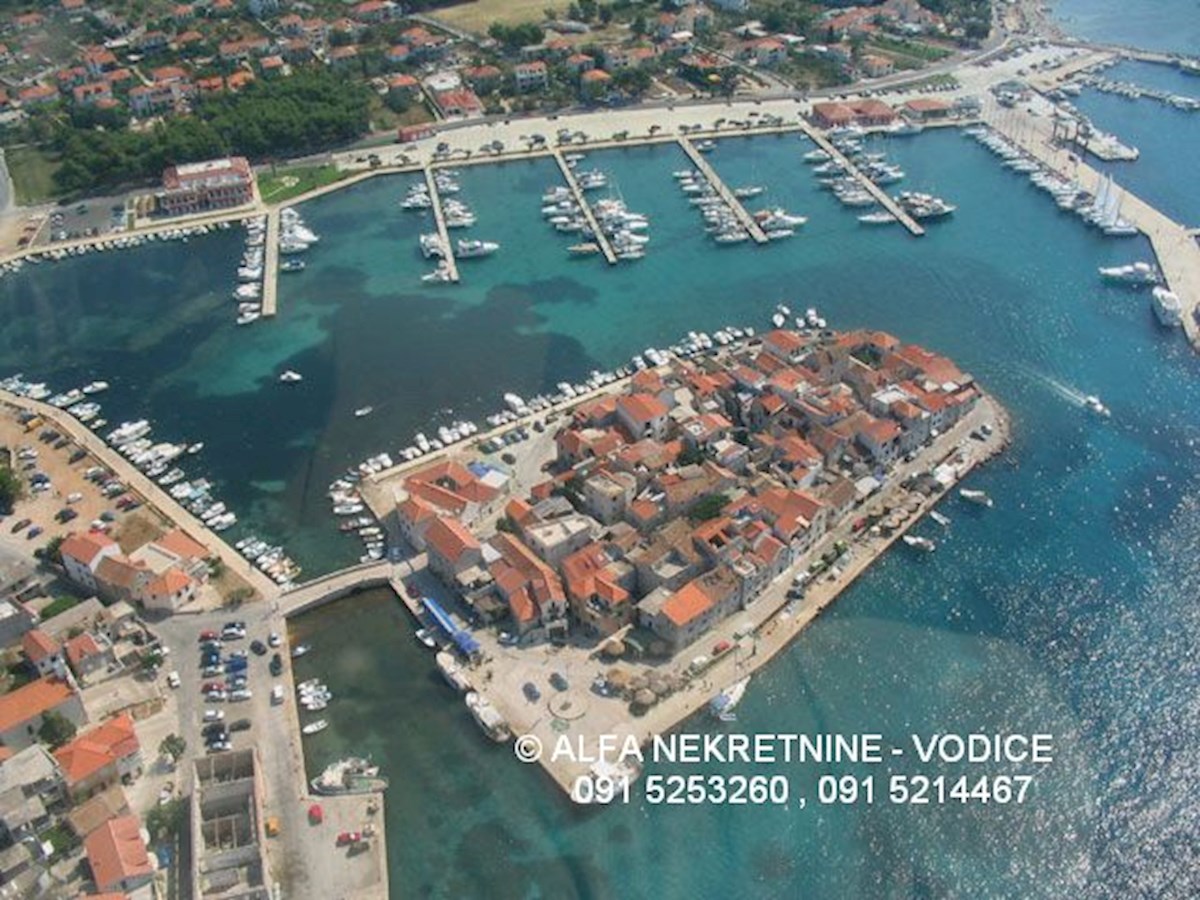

551,149,617,265
796,121,926,236
261,209,280,317
423,165,461,283
676,137,768,244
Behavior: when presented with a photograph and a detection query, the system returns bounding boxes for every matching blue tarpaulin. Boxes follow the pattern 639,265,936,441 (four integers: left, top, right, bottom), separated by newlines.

422,597,480,656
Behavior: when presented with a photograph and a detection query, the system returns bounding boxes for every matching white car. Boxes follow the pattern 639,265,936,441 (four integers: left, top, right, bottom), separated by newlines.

204,690,227,703
203,709,225,722
229,688,252,702
166,671,181,689
268,632,281,648
271,685,284,705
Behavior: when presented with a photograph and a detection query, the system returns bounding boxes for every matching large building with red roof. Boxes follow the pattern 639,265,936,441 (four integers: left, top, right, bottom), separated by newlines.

84,814,154,894
0,676,87,752
54,713,142,800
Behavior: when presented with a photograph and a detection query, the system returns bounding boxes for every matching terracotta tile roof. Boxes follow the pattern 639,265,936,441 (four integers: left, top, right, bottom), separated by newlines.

64,633,104,670
95,555,147,590
154,528,208,561
617,393,669,424
22,628,61,664
146,568,192,598
0,676,76,733
425,516,480,564
763,328,806,355
60,532,116,567
661,579,714,627
55,713,139,785
85,814,152,892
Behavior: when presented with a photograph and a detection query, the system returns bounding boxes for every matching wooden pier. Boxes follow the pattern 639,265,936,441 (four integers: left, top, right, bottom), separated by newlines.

261,208,280,317
423,165,461,283
550,149,617,265
796,120,926,236
676,137,768,244
983,103,1200,351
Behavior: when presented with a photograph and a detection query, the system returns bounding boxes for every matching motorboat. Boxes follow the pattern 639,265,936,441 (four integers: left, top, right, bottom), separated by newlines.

291,644,311,659
455,239,499,259
415,628,437,649
858,211,897,225
959,489,993,508
1084,395,1111,417
82,381,109,394
302,720,328,736
279,370,303,384
354,406,374,418
902,535,937,552
1151,287,1183,327
1098,262,1158,286
929,510,951,527
465,692,512,742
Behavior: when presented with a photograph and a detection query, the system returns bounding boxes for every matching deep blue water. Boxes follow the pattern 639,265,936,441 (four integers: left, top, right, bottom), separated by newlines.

1052,0,1200,56
3,18,1200,896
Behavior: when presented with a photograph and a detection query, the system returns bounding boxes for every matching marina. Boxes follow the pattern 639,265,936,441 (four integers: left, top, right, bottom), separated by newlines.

421,165,461,283
551,149,618,265
676,137,769,245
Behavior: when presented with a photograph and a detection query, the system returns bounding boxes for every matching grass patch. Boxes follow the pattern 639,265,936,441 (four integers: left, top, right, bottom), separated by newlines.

41,595,80,620
258,164,348,204
868,37,953,62
432,0,572,34
5,145,63,206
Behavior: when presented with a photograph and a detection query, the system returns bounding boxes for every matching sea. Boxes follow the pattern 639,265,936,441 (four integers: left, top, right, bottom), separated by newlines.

2,4,1199,896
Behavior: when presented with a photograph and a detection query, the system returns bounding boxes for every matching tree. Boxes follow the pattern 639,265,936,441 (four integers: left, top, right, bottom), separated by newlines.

0,466,22,514
146,798,186,840
38,711,77,749
159,733,187,763
688,493,730,522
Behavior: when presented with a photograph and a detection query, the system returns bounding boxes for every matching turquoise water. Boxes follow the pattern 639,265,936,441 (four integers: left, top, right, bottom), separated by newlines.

3,13,1200,894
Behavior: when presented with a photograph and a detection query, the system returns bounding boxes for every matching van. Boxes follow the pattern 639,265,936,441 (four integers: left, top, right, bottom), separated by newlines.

271,685,284,706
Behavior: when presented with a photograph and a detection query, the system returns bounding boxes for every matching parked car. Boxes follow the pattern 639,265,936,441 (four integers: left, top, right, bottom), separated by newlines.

228,719,252,733
549,672,569,692
523,682,541,702
250,640,267,656
26,527,43,540
201,682,224,694
268,632,281,648
199,630,219,642
269,654,283,677
166,671,181,689
229,688,252,702
201,723,226,738
203,709,225,722
9,519,31,534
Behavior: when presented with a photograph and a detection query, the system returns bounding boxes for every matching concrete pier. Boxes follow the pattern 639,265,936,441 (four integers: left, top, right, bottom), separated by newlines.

551,150,617,264
983,102,1200,350
261,208,280,317
423,165,460,283
677,137,768,244
796,120,926,236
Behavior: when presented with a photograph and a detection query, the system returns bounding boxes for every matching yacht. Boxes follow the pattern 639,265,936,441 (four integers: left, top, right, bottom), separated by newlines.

733,185,765,199
902,535,937,552
464,692,512,742
1151,287,1183,327
1084,395,1111,417
422,263,454,283
858,211,897,225
82,381,109,395
802,149,830,163
959,489,994,508
279,370,303,384
709,677,749,721
455,239,499,259
1098,262,1158,286
419,234,445,259
568,242,601,257
354,406,374,418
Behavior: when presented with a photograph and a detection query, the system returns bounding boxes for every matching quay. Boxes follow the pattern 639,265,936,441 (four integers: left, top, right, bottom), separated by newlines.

261,208,280,317
983,102,1200,350
423,164,461,282
677,137,768,244
551,149,618,264
0,388,281,600
796,119,926,236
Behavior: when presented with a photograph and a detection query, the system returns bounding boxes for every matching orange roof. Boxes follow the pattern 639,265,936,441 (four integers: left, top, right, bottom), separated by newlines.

0,676,76,733
95,555,147,590
582,68,612,82
64,633,104,670
661,580,714,627
425,516,480,564
146,569,192,598
398,495,439,526
617,393,669,425
22,628,61,664
60,532,116,567
55,713,139,785
764,328,805,355
154,528,208,561
85,815,152,892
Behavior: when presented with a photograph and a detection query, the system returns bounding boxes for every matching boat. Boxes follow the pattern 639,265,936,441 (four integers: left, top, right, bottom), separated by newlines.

568,242,601,257
734,185,765,199
415,628,436,649
1084,395,1111,417
959,489,994,508
455,239,499,259
465,692,512,742
929,510,951,527
280,259,306,273
1151,286,1183,327
436,651,472,693
311,757,389,795
302,719,328,736
279,370,303,384
82,381,109,395
354,406,374,418
291,644,311,659
902,535,937,552
709,676,749,721
187,443,204,455
858,211,897,225
1098,261,1158,286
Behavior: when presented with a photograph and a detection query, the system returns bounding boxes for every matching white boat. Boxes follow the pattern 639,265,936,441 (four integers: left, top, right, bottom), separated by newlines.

354,406,374,418
902,535,937,552
734,185,765,199
187,443,204,455
455,239,499,259
929,510,951,527
1084,395,1111,417
291,644,311,659
959,489,993,508
415,628,436,649
302,719,329,736
858,211,896,225
465,692,511,742
1098,262,1158,286
709,676,749,721
279,370,303,384
436,651,471,692
82,381,109,395
1151,287,1183,327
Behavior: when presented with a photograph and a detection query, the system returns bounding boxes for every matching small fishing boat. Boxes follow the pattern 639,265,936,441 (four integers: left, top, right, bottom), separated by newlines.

302,719,328,736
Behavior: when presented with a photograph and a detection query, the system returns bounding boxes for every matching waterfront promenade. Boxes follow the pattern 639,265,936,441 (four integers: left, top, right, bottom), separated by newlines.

551,149,618,264
677,137,768,244
982,99,1200,349
0,388,280,600
423,165,461,282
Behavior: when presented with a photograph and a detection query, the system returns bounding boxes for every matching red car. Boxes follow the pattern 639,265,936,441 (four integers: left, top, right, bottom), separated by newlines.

336,832,362,846
201,681,224,693
199,630,218,642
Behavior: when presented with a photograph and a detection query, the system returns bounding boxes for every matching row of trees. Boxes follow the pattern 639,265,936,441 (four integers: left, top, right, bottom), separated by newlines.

45,70,372,195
